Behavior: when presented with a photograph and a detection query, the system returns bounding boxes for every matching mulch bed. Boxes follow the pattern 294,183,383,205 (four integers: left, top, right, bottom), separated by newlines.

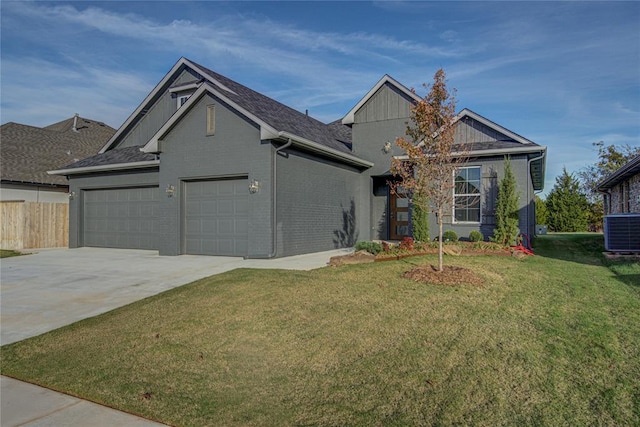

402,264,484,286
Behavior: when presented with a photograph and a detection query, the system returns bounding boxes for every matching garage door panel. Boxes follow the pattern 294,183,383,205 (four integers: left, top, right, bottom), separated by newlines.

185,179,248,256
83,187,158,250
236,219,248,234
202,200,217,214
218,202,234,215
186,201,201,216
235,199,248,214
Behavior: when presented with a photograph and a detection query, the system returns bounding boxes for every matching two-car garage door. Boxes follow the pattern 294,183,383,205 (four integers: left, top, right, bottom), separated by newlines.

83,187,159,250
82,179,248,256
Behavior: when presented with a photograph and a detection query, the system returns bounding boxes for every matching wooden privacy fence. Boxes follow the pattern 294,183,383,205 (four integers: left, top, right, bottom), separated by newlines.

0,201,69,250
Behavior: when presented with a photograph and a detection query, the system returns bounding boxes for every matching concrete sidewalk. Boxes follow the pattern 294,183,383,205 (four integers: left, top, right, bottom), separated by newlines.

1,247,350,426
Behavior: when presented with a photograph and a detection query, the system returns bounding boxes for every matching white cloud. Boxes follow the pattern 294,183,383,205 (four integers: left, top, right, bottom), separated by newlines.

0,57,150,127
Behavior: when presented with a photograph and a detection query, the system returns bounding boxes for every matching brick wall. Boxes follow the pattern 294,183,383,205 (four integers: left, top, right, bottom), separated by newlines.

607,173,640,214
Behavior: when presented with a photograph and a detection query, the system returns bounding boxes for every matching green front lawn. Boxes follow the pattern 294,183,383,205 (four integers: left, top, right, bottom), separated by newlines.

2,234,639,426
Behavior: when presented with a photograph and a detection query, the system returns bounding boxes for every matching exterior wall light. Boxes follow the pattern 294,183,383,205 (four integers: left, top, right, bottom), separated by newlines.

249,179,260,194
68,191,76,200
165,184,176,197
383,141,392,153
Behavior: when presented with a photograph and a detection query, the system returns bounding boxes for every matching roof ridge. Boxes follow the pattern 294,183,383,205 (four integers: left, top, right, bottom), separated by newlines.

186,58,353,153
189,59,328,125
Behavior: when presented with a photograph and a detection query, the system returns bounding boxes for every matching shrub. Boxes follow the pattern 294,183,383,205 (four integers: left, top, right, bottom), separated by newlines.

442,230,458,242
399,237,415,251
354,241,383,255
469,230,484,242
382,241,393,253
412,194,429,242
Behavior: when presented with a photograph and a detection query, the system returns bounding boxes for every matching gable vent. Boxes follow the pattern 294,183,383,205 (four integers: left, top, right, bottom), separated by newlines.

604,214,640,252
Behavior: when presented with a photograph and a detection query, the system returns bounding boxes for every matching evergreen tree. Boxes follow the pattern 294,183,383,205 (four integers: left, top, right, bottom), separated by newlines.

535,195,549,225
546,168,589,232
492,157,520,245
411,194,430,242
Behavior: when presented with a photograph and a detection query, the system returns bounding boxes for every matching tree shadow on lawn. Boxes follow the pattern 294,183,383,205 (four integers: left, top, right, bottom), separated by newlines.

534,233,640,287
614,274,640,287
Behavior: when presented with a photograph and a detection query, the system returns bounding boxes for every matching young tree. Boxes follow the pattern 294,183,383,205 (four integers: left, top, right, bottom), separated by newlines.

390,69,467,272
546,168,589,232
492,157,520,245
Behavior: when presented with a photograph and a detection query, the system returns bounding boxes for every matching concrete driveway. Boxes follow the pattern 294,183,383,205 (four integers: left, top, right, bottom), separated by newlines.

1,247,347,346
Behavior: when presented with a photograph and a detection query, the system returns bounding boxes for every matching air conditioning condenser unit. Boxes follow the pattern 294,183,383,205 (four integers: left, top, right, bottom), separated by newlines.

603,214,640,252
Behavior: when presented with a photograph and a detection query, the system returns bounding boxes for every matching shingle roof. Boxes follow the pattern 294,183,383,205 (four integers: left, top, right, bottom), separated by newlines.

1,117,116,186
597,154,640,191
58,146,157,170
190,59,352,154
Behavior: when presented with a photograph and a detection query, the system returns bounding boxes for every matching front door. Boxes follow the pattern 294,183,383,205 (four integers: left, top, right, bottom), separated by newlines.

389,190,410,240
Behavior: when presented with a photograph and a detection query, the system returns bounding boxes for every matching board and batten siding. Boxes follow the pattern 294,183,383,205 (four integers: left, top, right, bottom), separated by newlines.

118,69,202,149
354,83,413,124
455,116,511,144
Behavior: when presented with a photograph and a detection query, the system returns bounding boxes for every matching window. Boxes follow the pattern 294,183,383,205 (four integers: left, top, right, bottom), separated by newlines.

454,166,481,222
206,104,215,135
177,94,191,108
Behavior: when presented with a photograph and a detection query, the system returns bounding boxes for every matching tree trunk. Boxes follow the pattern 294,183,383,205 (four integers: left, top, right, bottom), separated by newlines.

438,207,444,272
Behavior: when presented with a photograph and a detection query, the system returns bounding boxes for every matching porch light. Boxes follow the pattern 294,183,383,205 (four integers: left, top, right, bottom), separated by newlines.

68,191,76,200
165,184,176,197
249,179,260,194
383,141,392,153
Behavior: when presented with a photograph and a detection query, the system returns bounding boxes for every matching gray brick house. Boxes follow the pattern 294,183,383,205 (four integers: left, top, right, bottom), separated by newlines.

50,57,546,257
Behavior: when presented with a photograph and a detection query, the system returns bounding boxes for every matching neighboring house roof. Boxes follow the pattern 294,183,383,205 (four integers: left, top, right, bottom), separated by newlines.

1,116,115,187
597,154,640,192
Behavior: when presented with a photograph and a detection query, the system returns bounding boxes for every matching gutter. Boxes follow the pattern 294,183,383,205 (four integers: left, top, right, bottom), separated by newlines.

249,138,293,259
527,151,546,238
277,131,374,168
47,160,160,176
394,145,547,161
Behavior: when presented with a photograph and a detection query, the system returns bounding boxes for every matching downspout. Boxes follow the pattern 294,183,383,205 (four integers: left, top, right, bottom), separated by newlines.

250,138,292,259
527,151,546,238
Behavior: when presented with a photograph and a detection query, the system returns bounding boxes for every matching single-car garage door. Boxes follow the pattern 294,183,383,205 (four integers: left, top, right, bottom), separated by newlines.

83,187,159,250
184,179,248,256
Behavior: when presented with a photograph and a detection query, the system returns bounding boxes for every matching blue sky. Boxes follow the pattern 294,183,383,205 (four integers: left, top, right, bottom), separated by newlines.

1,1,639,195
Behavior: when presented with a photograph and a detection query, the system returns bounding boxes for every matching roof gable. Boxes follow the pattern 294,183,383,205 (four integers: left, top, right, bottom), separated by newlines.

342,75,420,125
